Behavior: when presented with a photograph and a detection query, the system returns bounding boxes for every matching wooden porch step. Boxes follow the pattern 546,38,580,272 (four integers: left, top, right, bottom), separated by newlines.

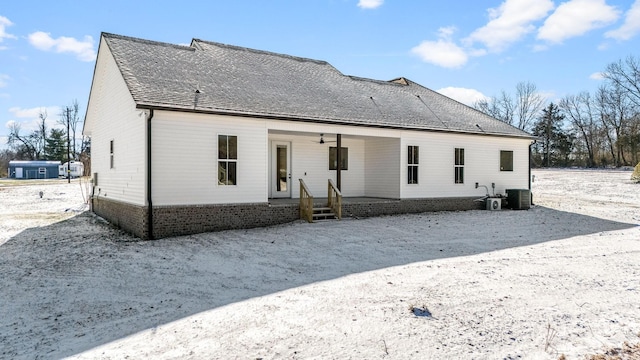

312,206,337,220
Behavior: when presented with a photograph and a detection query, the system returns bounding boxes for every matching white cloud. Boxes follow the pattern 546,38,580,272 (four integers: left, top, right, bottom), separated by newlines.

411,40,468,69
8,106,63,132
357,0,383,9
537,0,620,44
411,27,469,68
5,119,17,129
590,72,605,80
532,43,549,52
605,0,640,40
0,15,16,45
437,87,488,106
0,74,9,88
465,0,554,52
9,106,48,119
28,31,96,61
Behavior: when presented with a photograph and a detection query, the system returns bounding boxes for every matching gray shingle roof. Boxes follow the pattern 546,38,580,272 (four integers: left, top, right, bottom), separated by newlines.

102,33,533,138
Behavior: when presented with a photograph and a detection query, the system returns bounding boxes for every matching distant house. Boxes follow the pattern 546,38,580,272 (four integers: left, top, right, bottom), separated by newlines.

59,161,85,178
8,161,61,179
83,33,535,239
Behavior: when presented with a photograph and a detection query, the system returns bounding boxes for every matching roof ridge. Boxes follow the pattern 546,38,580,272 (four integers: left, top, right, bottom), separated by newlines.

102,32,195,51
192,39,330,66
347,75,408,87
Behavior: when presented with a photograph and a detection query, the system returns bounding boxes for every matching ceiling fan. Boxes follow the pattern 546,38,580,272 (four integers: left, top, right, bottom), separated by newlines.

313,133,337,144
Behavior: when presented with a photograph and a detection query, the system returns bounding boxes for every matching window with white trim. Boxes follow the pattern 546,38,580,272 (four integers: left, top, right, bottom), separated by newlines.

408,145,419,184
500,150,513,171
454,148,464,184
218,135,237,185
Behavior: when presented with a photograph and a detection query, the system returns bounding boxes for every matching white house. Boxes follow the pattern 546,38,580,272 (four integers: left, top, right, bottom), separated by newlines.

83,33,535,239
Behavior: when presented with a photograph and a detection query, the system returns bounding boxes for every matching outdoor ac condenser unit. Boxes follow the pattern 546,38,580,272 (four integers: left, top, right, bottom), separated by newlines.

506,189,531,210
486,198,501,211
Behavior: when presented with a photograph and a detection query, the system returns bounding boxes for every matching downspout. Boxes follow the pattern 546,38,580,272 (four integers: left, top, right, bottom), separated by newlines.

146,109,154,240
529,140,534,205
336,134,342,191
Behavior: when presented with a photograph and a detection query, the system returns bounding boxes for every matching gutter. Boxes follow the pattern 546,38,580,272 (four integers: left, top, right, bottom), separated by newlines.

135,104,536,141
146,109,154,240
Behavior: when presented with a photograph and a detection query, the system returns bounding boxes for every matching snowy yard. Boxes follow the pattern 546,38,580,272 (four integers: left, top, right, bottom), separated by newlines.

0,169,639,359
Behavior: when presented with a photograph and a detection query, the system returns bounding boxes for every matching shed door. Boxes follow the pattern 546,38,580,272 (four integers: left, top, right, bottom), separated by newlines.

271,141,291,198
15,167,23,178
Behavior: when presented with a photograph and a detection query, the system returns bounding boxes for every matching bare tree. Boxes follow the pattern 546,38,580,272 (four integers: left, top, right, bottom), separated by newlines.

474,81,546,131
559,92,600,167
515,81,546,131
603,55,640,107
0,149,16,177
474,90,515,126
8,122,40,160
58,100,81,159
37,110,48,159
598,82,636,166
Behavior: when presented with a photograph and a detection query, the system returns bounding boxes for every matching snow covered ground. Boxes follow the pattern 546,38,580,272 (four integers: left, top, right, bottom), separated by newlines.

0,169,638,359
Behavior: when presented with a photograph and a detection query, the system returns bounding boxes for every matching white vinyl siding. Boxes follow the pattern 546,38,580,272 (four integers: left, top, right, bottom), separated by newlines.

365,138,400,198
401,133,530,198
84,38,147,205
152,112,267,206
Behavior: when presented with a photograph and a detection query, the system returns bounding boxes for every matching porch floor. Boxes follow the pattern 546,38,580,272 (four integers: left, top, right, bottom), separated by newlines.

268,197,397,206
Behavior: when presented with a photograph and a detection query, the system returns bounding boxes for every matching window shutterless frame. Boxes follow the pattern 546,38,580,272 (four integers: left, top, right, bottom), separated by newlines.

500,150,514,171
110,139,114,169
218,135,237,185
329,147,348,170
408,145,419,184
454,148,464,184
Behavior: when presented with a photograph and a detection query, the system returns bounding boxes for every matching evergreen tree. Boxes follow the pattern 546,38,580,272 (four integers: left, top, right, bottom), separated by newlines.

533,103,574,167
45,128,68,162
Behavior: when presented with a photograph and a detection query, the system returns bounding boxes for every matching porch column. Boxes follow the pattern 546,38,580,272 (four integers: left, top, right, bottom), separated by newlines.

336,134,342,191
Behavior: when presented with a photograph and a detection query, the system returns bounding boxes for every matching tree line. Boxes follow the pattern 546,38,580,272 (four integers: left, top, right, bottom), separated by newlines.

1,100,90,177
475,55,640,168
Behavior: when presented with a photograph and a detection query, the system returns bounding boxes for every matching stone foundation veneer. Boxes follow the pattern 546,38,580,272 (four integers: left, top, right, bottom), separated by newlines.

92,196,484,240
91,196,149,239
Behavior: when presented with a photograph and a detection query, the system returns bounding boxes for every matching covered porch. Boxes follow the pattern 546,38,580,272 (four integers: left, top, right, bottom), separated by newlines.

267,128,401,201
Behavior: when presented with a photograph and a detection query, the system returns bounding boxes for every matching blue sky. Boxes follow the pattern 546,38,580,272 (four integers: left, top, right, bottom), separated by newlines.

1,0,640,149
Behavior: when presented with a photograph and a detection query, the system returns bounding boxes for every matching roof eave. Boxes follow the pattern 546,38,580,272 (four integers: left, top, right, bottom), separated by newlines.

135,103,536,140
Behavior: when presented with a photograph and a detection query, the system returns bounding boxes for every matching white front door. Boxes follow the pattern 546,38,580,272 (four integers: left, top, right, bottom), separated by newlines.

15,167,23,178
271,141,291,198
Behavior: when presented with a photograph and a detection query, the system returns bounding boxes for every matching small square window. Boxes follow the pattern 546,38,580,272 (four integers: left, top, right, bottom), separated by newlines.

500,150,513,171
329,147,348,170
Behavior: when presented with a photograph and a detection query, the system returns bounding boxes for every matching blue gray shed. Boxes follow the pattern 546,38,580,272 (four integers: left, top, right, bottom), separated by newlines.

8,161,61,179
